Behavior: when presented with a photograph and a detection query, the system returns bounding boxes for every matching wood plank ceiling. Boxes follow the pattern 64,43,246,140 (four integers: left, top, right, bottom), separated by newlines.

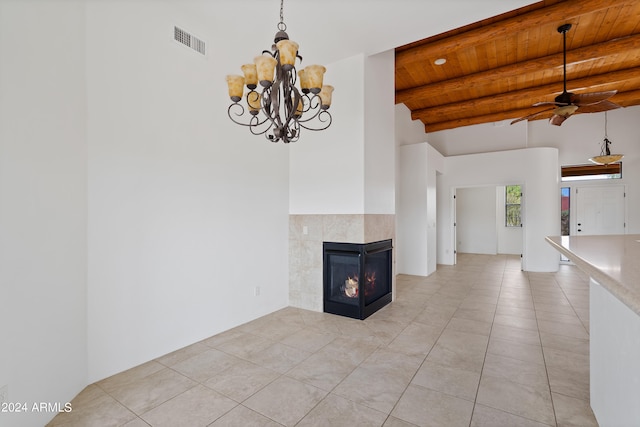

395,0,640,133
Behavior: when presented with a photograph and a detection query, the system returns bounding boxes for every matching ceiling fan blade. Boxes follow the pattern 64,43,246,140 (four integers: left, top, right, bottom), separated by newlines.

532,101,569,107
549,114,569,126
571,90,617,106
521,25,620,128
573,100,622,114
510,107,556,125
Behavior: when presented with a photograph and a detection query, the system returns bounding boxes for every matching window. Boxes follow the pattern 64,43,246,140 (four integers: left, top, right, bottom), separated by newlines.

505,185,521,227
560,187,570,262
561,163,621,182
561,187,570,236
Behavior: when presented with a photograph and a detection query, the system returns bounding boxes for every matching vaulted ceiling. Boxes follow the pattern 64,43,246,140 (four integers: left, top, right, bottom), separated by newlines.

395,0,640,133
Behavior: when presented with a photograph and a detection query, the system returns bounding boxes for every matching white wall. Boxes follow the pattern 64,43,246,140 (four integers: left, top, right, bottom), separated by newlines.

428,120,526,157
437,148,559,272
364,51,396,214
396,142,443,276
289,55,365,214
86,1,290,382
426,144,443,275
395,104,428,146
456,187,497,254
397,144,429,275
395,104,428,275
289,51,396,216
0,2,88,426
532,108,640,234
400,106,639,273
427,106,640,234
395,105,443,276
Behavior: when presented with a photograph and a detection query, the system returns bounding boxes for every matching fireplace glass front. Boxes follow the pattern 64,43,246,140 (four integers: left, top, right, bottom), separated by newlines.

323,239,392,320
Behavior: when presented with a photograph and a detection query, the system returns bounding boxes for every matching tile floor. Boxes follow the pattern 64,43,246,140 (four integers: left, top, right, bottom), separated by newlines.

47,254,599,426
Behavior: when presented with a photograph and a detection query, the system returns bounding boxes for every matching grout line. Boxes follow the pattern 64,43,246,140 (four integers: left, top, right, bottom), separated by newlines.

468,259,505,427
48,255,597,426
386,274,453,419
529,271,559,427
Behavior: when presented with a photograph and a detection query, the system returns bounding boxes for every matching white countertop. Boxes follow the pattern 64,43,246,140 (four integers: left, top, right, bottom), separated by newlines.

546,234,640,316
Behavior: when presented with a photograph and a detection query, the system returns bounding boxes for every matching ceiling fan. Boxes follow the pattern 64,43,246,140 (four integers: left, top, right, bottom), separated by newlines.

511,23,621,126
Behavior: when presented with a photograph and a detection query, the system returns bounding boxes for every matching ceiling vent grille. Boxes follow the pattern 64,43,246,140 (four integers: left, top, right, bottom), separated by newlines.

174,26,205,55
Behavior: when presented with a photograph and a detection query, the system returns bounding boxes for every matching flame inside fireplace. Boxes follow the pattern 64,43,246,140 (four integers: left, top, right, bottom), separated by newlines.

365,271,376,297
343,270,377,298
344,276,358,297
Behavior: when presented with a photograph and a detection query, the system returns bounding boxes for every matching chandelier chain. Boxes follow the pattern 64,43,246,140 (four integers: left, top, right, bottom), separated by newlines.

278,0,286,32
600,111,613,157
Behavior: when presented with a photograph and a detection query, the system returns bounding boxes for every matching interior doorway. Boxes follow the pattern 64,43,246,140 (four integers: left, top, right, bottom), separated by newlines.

453,185,524,268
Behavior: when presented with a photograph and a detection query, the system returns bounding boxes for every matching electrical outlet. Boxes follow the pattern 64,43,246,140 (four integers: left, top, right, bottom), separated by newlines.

0,384,8,405
254,286,260,296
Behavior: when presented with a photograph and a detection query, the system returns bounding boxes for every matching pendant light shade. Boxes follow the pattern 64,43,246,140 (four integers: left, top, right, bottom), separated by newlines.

589,112,623,165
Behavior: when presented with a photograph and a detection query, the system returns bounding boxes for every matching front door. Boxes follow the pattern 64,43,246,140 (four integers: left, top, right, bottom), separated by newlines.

575,185,625,235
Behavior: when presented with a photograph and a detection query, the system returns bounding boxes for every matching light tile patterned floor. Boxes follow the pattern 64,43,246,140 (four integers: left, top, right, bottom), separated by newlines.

47,254,599,426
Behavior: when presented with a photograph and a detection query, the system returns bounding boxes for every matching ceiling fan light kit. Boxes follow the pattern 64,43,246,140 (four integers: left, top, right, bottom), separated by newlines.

511,23,621,127
553,105,579,116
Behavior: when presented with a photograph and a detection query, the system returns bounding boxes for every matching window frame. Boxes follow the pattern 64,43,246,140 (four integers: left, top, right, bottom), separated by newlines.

561,163,621,181
505,184,522,228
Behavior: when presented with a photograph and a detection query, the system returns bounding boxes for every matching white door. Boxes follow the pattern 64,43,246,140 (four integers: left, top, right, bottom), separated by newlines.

575,185,625,235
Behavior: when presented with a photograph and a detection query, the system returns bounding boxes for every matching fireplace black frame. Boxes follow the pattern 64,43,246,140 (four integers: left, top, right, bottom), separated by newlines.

323,239,392,320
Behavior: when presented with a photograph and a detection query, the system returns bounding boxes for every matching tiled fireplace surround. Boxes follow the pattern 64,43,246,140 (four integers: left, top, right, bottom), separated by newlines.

289,214,396,312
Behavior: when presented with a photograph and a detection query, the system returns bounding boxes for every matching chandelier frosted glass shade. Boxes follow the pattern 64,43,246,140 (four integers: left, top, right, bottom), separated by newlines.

225,75,244,102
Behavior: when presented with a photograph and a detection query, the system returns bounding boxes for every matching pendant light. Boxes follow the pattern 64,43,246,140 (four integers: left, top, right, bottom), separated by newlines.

589,111,623,165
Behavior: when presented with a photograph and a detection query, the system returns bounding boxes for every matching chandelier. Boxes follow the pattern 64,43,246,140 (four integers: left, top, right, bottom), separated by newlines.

589,111,624,165
225,0,333,144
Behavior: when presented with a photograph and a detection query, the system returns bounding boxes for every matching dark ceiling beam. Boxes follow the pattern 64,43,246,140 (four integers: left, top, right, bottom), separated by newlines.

395,0,638,69
422,89,640,133
614,88,640,108
396,35,640,105
410,67,640,123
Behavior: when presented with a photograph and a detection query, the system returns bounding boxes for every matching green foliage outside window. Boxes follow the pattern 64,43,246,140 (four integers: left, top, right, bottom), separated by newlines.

506,185,521,227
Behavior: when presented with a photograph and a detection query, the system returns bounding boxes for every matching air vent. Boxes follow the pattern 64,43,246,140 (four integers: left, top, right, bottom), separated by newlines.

174,26,205,55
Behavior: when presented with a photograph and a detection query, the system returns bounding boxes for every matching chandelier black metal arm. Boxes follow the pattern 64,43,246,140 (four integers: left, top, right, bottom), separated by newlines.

227,98,271,136
297,94,332,131
226,56,331,143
